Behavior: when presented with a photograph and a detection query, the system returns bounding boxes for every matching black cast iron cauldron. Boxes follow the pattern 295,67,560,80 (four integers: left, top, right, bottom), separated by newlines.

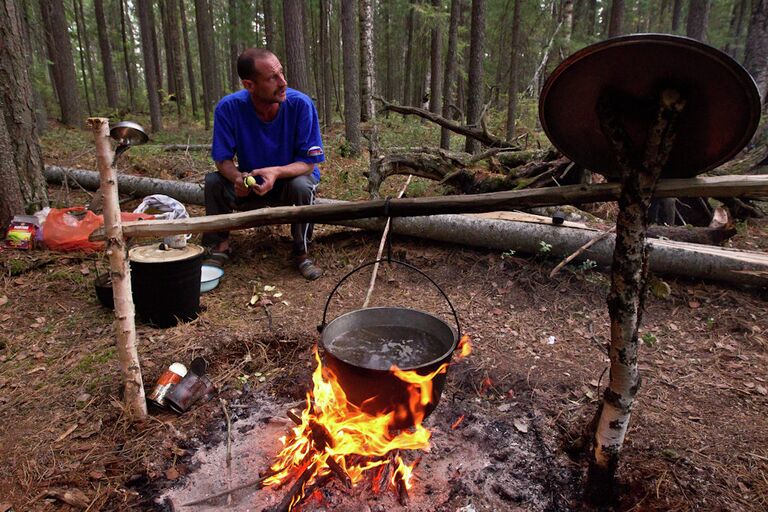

318,259,461,430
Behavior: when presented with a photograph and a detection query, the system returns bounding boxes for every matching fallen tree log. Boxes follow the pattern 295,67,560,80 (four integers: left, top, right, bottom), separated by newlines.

163,144,211,152
42,167,768,287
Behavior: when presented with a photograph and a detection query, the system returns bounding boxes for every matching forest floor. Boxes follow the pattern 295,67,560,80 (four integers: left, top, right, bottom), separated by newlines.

0,116,766,511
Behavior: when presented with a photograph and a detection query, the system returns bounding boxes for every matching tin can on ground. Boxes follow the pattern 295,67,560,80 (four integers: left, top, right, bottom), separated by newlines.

165,372,215,414
148,363,188,407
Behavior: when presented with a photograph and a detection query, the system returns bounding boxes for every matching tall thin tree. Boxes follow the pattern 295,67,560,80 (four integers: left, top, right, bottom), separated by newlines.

94,0,120,109
136,0,163,131
0,0,48,228
360,0,376,121
120,0,137,111
195,0,219,129
263,0,276,50
428,0,443,115
283,0,310,92
341,0,361,154
687,0,711,42
506,0,522,140
402,1,416,106
743,0,767,103
72,0,93,114
39,0,83,126
179,0,198,117
320,0,333,127
440,0,462,149
607,0,624,38
464,0,486,154
671,0,683,33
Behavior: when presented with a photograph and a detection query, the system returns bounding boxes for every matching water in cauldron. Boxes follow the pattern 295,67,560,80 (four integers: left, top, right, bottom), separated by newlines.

326,325,446,370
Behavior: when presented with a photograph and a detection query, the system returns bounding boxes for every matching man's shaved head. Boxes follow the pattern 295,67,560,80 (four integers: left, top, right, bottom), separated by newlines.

237,48,277,81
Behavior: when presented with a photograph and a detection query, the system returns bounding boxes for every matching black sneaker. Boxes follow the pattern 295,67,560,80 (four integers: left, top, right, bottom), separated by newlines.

296,255,323,281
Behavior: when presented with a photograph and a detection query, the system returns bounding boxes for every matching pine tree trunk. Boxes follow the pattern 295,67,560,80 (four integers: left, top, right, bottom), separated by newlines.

39,0,83,127
359,0,375,122
263,0,276,51
671,0,683,33
120,0,137,111
440,0,461,150
341,0,361,154
94,0,120,109
464,0,485,154
686,0,711,42
195,0,218,129
179,0,197,116
283,0,310,92
402,1,415,106
428,0,443,115
724,0,748,59
0,0,48,228
75,0,98,111
72,0,93,114
743,0,767,103
228,0,239,91
384,1,392,102
607,0,624,38
505,0,522,140
164,0,185,108
301,0,315,97
320,0,333,127
136,0,163,131
148,0,163,93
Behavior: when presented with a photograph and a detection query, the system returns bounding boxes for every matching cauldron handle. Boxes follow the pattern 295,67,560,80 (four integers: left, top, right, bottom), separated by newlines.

318,258,461,341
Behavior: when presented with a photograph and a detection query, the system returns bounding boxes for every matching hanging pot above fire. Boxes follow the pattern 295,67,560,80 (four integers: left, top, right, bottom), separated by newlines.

318,259,461,430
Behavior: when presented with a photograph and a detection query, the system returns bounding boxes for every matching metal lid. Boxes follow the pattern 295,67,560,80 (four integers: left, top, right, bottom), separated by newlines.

128,243,204,263
539,34,761,179
110,121,149,146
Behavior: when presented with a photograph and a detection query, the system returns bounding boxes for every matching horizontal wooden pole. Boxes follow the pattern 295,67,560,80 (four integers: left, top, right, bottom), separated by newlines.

87,175,768,241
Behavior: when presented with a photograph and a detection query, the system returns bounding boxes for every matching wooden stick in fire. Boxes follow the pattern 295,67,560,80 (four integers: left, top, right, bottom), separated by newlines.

286,408,353,488
180,468,280,507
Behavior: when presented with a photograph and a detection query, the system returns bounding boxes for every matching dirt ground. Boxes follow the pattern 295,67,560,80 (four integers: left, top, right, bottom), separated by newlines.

0,122,766,511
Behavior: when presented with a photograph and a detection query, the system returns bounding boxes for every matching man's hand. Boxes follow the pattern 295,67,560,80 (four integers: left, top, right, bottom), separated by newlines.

234,172,251,197
250,166,280,196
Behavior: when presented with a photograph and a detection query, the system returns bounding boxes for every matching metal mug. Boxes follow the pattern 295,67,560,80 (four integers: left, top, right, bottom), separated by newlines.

165,371,215,414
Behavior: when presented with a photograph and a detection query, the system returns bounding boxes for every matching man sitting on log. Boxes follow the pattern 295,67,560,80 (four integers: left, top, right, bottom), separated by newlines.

203,48,324,280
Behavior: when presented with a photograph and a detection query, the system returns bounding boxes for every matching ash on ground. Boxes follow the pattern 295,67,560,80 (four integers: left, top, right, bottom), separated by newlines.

160,390,580,511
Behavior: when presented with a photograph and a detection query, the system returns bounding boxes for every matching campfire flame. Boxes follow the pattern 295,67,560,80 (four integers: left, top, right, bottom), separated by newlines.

264,335,472,510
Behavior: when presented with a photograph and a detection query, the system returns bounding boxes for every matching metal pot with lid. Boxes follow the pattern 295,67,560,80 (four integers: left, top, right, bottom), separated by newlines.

129,243,204,328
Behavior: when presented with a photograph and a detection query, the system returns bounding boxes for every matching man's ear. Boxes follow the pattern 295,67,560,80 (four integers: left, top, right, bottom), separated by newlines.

241,79,254,91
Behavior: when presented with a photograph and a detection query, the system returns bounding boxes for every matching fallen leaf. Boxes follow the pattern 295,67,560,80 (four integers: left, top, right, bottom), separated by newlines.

165,467,179,480
45,488,89,509
273,292,283,298
0,314,10,322
263,285,276,292
80,266,90,275
89,470,106,480
688,301,701,309
25,366,46,375
513,418,529,433
756,386,767,396
1,502,12,512
0,296,8,307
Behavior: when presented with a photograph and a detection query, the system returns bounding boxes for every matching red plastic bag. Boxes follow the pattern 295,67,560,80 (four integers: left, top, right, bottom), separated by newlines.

43,207,154,253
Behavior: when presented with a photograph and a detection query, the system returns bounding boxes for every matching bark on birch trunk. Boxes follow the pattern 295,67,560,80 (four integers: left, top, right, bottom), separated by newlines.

88,118,147,420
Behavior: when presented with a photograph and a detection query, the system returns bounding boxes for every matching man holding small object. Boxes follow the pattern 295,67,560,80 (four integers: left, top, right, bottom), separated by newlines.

203,48,324,280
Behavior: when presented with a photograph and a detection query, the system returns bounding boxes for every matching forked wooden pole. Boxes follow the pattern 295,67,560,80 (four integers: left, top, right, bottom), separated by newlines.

88,118,147,419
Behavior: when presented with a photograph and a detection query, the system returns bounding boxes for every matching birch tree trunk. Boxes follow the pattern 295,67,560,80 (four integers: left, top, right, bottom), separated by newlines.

359,0,376,122
87,118,147,420
587,89,686,501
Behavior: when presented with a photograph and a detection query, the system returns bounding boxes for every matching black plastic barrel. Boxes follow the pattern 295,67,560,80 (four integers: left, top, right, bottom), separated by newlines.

129,243,204,328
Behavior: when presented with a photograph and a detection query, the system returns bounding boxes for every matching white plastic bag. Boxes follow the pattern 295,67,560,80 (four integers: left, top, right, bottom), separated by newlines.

134,194,190,248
